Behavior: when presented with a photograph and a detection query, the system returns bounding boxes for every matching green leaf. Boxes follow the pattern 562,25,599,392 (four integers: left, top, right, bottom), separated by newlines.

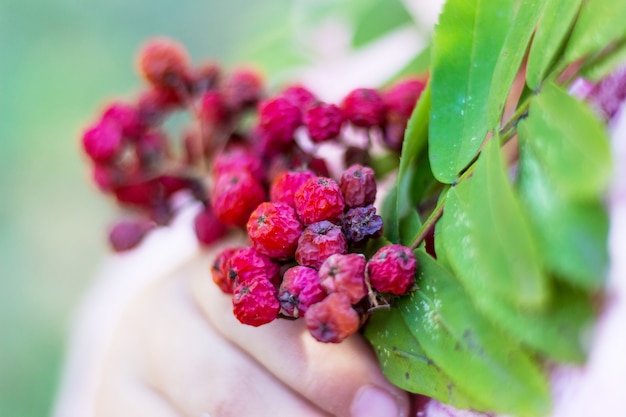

400,82,431,180
438,184,592,362
580,38,626,82
517,124,609,290
487,0,546,125
382,185,400,243
351,0,414,47
429,0,514,183
398,251,550,416
563,0,626,65
526,0,583,90
365,307,477,409
447,139,548,309
399,209,422,247
525,83,612,199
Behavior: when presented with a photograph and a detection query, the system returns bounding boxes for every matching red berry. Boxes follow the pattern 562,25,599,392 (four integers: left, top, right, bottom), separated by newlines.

341,204,383,245
233,277,280,327
211,247,239,294
383,77,427,119
137,38,190,89
226,247,280,287
305,293,359,343
341,88,385,128
82,119,123,163
295,221,348,269
213,145,265,181
318,253,367,304
114,180,160,208
108,219,155,252
280,84,317,111
136,88,179,126
102,101,143,138
200,91,230,126
258,97,302,149
247,202,303,260
193,204,227,246
293,177,345,225
191,61,221,94
223,68,264,111
340,164,377,208
278,266,326,318
270,170,315,208
211,170,266,227
304,102,344,142
367,244,417,295
135,130,167,167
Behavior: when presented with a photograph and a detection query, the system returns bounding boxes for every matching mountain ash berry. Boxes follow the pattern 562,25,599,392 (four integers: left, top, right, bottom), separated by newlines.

341,205,383,245
108,219,155,252
305,293,360,343
258,97,302,149
247,202,303,260
293,177,345,225
211,170,266,227
318,253,367,304
137,38,190,90
269,169,315,208
233,277,280,327
226,247,280,287
278,266,326,318
341,88,385,128
340,164,377,208
82,119,123,163
304,102,344,142
193,204,227,246
367,244,417,295
211,247,240,294
295,221,348,269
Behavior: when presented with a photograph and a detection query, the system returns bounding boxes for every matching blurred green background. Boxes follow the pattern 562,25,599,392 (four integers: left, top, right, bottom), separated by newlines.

0,0,420,414
0,0,298,414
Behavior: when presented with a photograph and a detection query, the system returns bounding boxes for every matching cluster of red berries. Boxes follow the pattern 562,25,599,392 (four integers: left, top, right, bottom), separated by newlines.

212,166,417,342
80,37,424,341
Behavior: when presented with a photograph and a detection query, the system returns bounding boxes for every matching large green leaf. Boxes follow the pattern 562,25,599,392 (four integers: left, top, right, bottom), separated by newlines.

517,124,609,290
580,38,626,82
382,185,400,243
525,83,612,199
398,251,550,416
487,0,546,125
526,0,583,90
365,307,477,409
563,0,626,65
438,184,592,362
429,0,514,183
351,0,414,47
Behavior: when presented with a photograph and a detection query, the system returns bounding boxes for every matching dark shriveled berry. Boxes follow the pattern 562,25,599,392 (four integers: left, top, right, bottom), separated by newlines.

108,219,155,252
295,221,348,269
367,244,417,295
278,266,326,318
233,277,280,327
294,177,345,225
318,253,367,304
305,293,360,343
247,202,303,260
340,164,377,208
341,204,383,245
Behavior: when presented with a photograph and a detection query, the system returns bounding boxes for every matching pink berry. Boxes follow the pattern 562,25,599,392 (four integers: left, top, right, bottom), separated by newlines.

233,277,280,327
319,253,367,304
341,88,385,128
281,84,317,111
213,144,265,181
305,293,360,343
383,77,427,119
270,170,315,208
211,247,240,294
211,170,266,227
200,91,229,126
295,221,348,269
278,266,326,318
304,102,344,142
114,180,159,208
258,96,302,149
223,68,264,111
226,247,280,287
340,164,377,208
102,101,143,138
108,219,155,252
136,38,190,89
367,244,417,295
193,204,227,246
247,202,303,259
82,119,123,163
341,204,383,245
293,177,345,225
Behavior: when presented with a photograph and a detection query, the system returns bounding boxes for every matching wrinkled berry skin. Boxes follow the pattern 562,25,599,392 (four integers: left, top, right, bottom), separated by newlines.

82,119,123,163
137,38,190,89
270,170,315,208
304,102,344,142
211,247,240,294
108,219,155,252
213,145,265,181
278,266,326,318
226,247,280,287
295,221,348,269
305,293,359,343
340,164,377,208
233,277,280,327
281,85,317,111
367,244,417,295
247,202,303,260
318,253,367,304
341,88,385,128
193,205,227,246
211,170,266,227
258,97,302,149
294,177,345,225
223,68,264,111
383,78,426,119
341,205,383,245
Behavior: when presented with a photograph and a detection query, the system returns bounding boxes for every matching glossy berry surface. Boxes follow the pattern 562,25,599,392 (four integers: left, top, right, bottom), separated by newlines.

293,177,345,225
211,170,266,227
318,253,367,304
269,169,315,208
305,293,359,343
233,277,280,327
247,202,303,259
226,247,280,287
340,164,377,208
278,266,326,318
295,220,348,269
367,244,417,295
